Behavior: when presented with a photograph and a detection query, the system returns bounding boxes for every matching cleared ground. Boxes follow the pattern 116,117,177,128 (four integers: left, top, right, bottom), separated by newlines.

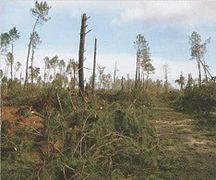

153,107,216,179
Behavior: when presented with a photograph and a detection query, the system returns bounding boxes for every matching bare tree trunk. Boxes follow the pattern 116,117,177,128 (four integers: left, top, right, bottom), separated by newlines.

203,67,208,83
121,76,124,91
113,61,117,89
199,56,212,82
180,82,183,91
30,46,34,90
127,73,130,93
92,38,97,93
201,56,208,83
0,70,3,122
197,59,202,86
24,16,39,90
146,73,149,90
10,40,14,82
24,42,31,90
135,52,140,89
73,67,76,89
142,72,145,91
78,14,87,96
20,72,22,90
164,64,168,95
43,65,46,86
135,55,138,89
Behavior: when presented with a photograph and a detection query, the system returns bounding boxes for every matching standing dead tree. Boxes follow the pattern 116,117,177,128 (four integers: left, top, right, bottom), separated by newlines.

163,64,168,95
78,13,91,96
121,76,124,91
127,73,130,93
112,61,118,90
92,38,97,94
175,72,185,91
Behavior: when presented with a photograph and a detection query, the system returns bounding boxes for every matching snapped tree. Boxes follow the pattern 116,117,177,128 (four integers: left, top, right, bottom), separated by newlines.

175,72,185,91
78,13,91,96
163,64,168,95
92,38,97,94
43,56,50,84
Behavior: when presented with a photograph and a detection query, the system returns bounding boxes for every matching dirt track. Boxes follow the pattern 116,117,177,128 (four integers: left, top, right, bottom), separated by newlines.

153,107,216,179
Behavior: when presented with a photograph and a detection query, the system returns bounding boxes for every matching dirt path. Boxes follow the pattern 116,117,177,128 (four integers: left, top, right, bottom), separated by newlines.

153,107,216,179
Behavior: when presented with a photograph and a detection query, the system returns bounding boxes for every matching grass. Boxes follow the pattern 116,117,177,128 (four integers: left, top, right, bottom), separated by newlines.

1,90,216,179
1,91,160,179
151,106,216,179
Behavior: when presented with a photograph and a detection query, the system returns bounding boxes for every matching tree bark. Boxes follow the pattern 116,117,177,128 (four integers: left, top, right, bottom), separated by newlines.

24,16,39,90
78,14,87,96
197,59,202,86
113,61,117,89
92,38,97,93
121,76,124,91
10,40,14,82
73,66,76,89
127,73,130,93
135,51,140,89
0,70,3,122
30,46,34,90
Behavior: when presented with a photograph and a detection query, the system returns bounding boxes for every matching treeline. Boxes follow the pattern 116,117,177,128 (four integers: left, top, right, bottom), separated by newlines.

0,1,215,106
1,1,216,179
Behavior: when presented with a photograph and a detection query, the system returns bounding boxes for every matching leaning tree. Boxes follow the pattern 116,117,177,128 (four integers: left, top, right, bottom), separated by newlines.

30,32,42,89
24,1,51,90
189,32,211,86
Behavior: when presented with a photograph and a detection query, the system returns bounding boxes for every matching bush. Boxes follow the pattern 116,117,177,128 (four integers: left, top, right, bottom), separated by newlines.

2,93,159,179
172,83,216,116
111,90,153,108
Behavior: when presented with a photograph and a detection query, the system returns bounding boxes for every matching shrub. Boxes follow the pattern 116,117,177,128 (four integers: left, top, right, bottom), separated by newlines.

2,90,159,179
172,83,216,116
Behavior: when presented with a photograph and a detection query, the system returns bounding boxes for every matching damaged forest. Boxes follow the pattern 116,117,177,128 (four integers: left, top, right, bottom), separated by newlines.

1,1,216,179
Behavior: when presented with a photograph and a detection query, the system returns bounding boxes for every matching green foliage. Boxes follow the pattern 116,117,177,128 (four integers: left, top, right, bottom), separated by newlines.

23,140,35,152
112,90,153,108
31,1,51,23
172,83,216,116
195,115,216,128
2,120,11,135
2,91,159,179
0,32,10,53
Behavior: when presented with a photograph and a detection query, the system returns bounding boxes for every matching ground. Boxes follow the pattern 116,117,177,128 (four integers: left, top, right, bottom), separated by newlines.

153,107,216,179
2,104,216,179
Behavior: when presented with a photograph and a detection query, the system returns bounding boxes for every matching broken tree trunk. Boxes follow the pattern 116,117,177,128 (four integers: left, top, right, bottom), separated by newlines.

121,76,124,91
78,13,87,96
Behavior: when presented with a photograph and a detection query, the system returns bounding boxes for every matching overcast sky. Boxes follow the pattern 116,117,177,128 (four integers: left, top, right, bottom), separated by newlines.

0,0,216,85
